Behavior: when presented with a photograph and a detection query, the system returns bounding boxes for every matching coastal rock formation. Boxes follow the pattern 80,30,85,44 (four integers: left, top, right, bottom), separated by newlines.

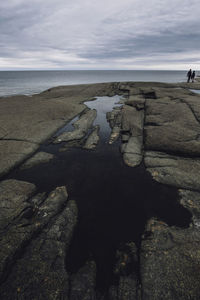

140,217,200,300
69,261,96,300
0,140,38,177
0,200,77,300
54,109,97,144
107,106,122,144
109,242,139,300
144,97,200,156
120,103,144,167
1,81,200,299
83,125,100,150
144,151,200,190
0,82,121,179
20,151,54,170
0,179,77,299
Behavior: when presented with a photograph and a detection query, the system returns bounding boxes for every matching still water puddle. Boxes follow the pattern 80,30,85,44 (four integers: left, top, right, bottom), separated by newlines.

8,95,192,293
190,89,200,94
85,95,122,138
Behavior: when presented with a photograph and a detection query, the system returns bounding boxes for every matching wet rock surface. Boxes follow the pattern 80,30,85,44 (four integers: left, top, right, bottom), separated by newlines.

140,217,200,300
20,151,54,170
54,109,97,144
83,125,100,150
1,81,200,299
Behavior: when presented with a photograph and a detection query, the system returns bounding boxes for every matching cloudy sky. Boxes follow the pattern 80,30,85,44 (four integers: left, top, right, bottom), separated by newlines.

0,0,200,70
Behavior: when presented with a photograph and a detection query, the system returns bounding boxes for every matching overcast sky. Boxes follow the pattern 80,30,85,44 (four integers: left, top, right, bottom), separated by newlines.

0,0,200,70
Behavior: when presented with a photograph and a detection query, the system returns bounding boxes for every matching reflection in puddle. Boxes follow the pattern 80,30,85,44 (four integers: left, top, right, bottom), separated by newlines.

190,89,200,94
85,96,122,138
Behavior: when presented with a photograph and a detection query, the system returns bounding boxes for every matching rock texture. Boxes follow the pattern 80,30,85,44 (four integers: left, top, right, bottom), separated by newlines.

0,179,77,299
83,125,100,150
144,151,200,191
0,82,121,178
69,261,96,300
140,217,200,300
120,102,144,167
54,109,97,144
107,106,122,144
20,151,54,170
1,81,200,299
144,97,200,156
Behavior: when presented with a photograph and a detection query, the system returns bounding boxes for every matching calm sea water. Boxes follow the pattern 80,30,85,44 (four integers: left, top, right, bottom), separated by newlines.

0,70,195,97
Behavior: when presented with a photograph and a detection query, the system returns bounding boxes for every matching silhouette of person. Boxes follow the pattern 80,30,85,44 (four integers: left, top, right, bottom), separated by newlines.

191,71,195,83
187,69,192,83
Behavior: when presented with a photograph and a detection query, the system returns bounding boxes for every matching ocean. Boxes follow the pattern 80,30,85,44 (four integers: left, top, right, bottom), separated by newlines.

0,70,195,97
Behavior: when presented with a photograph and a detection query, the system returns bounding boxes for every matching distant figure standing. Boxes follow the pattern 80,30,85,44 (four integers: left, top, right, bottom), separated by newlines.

191,71,196,83
187,69,192,83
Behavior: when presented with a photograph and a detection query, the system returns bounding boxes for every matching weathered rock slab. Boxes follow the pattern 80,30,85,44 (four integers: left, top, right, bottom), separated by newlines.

144,151,200,191
121,105,144,167
140,218,200,300
144,97,200,156
0,140,38,178
54,109,97,143
20,151,54,170
83,125,100,150
0,180,68,283
0,200,77,300
70,261,96,300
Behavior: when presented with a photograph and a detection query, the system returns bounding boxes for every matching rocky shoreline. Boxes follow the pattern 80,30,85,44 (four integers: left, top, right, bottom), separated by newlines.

1,80,200,299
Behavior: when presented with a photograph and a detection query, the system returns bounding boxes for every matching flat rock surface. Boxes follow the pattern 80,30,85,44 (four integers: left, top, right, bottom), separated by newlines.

83,125,100,150
140,218,200,300
20,151,54,169
0,82,120,178
144,151,200,191
144,97,200,156
54,109,97,143
1,81,200,299
121,102,144,167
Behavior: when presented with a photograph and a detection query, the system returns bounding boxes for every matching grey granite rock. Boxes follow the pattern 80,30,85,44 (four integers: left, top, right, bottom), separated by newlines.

144,97,200,156
83,125,100,150
20,151,54,169
0,199,77,299
144,151,200,191
140,218,200,300
0,140,38,177
0,82,120,177
107,106,122,144
0,180,68,284
109,242,138,300
178,189,200,228
121,105,144,167
54,109,97,144
123,136,143,167
70,261,96,300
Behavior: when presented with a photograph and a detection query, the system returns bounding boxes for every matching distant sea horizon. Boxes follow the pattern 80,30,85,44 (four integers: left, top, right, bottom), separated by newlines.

0,70,198,97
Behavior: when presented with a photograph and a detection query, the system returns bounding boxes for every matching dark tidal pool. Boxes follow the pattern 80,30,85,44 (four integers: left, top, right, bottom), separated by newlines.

8,95,192,292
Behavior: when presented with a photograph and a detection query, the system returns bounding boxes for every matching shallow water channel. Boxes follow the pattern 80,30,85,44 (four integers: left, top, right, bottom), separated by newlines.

9,95,191,293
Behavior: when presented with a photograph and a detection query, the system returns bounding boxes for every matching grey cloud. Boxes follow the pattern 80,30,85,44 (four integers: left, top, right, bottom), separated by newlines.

0,0,200,69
